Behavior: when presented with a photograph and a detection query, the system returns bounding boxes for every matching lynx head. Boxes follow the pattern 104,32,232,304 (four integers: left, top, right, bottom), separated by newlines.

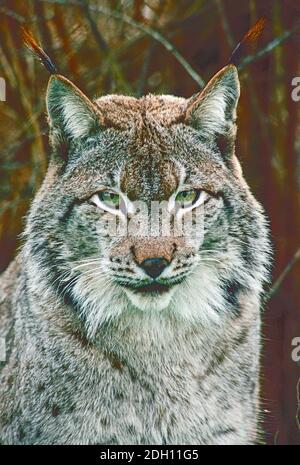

25,65,269,337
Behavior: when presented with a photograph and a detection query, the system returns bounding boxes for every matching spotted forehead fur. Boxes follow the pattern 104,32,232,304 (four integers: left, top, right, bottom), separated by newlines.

94,94,187,130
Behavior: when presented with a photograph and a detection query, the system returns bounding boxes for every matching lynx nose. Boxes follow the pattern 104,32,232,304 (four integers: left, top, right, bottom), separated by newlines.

140,257,169,279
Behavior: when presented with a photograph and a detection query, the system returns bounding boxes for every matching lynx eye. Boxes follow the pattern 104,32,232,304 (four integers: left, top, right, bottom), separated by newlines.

175,189,200,208
90,190,122,213
98,191,120,208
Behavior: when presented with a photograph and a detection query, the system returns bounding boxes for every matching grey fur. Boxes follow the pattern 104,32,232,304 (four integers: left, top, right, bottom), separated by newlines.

0,65,271,445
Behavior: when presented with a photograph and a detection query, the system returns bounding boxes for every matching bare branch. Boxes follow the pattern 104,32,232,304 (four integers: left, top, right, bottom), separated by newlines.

137,40,155,97
37,0,205,87
79,0,109,53
214,0,234,48
214,0,300,71
0,6,26,23
265,247,300,303
238,23,300,70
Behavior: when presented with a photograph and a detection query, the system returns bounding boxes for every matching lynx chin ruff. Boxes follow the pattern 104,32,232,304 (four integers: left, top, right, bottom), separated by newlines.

0,64,270,445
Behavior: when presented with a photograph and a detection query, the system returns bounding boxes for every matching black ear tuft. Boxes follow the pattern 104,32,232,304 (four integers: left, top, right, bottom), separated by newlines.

22,27,58,75
229,17,266,66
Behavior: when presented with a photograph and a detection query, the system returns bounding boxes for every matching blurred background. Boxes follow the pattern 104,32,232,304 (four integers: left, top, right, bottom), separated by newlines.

0,0,299,445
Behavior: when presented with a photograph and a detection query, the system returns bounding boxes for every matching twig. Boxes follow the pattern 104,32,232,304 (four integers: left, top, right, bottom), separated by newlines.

0,5,54,23
238,23,300,70
37,0,205,87
265,247,300,303
0,6,26,23
79,0,108,52
273,430,279,445
136,40,155,96
214,0,234,48
215,0,300,71
79,0,116,90
214,0,269,140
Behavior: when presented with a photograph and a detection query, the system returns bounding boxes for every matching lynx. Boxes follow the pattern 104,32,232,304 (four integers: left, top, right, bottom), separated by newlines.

0,58,270,444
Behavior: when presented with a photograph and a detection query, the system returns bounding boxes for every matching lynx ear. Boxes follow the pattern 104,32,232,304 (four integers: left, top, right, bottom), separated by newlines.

46,75,101,146
185,65,240,158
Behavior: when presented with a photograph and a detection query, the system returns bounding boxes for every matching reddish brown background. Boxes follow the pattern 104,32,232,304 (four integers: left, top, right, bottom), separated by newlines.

0,0,299,444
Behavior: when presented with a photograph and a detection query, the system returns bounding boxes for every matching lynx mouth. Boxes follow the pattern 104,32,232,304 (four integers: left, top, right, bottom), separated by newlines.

117,275,188,311
118,275,187,295
131,282,170,294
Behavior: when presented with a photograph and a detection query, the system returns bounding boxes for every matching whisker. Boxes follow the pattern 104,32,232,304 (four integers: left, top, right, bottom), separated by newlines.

71,262,102,271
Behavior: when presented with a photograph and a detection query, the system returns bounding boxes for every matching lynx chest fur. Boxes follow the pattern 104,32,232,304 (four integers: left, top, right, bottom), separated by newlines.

0,64,270,445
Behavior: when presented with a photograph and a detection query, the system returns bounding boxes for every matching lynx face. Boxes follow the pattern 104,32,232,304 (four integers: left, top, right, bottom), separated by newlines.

26,66,268,335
